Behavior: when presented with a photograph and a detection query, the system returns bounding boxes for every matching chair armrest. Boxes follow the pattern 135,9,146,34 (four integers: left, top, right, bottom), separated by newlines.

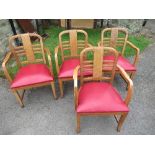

126,41,140,66
87,43,93,47
98,41,102,46
73,65,80,109
54,45,61,74
44,47,53,75
117,65,133,105
2,51,13,83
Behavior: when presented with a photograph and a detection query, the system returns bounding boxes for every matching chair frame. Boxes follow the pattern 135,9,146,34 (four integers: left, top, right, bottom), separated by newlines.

2,33,57,108
55,29,92,97
98,27,140,79
73,47,133,133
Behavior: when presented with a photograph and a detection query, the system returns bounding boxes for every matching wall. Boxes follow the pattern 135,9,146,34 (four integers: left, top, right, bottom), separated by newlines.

61,19,94,28
117,19,144,33
0,19,21,62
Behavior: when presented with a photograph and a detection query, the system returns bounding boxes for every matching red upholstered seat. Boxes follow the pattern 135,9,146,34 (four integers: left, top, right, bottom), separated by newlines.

58,58,80,78
104,55,136,71
77,82,129,113
11,64,53,89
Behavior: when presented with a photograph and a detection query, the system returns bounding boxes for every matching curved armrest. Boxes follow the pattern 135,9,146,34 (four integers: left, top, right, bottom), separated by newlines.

117,65,133,105
97,41,102,46
54,45,61,74
44,47,53,75
126,41,140,66
2,51,13,83
87,43,93,47
73,65,80,109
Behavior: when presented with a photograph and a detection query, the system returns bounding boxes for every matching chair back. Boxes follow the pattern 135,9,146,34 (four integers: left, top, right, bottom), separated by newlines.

80,47,118,84
9,33,46,68
59,30,88,60
101,28,128,55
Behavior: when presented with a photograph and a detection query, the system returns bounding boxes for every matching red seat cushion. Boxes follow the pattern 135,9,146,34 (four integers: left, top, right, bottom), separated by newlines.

58,58,93,78
77,82,129,113
58,58,80,78
11,64,53,89
104,55,136,71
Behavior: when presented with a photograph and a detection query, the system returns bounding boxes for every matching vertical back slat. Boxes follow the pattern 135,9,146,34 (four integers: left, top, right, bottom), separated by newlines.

21,34,35,63
101,28,128,55
70,30,77,56
80,47,118,84
110,28,118,48
93,49,103,80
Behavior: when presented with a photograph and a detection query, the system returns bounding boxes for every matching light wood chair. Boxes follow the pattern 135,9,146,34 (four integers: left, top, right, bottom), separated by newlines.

2,33,57,108
73,47,133,133
98,28,139,79
55,29,92,97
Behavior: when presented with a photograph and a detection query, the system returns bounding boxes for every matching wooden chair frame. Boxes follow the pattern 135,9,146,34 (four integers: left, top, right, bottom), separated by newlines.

73,47,133,133
98,27,140,79
2,33,57,108
55,29,92,97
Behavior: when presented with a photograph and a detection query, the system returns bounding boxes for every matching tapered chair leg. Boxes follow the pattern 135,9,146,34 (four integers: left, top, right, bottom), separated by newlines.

130,72,135,80
117,113,128,132
58,79,63,98
76,114,81,133
126,72,135,90
51,82,57,99
12,90,24,108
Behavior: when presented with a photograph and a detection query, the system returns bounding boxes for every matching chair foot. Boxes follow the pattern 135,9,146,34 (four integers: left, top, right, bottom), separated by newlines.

117,113,128,132
21,104,25,108
12,90,25,108
58,79,64,98
51,82,57,99
76,114,81,133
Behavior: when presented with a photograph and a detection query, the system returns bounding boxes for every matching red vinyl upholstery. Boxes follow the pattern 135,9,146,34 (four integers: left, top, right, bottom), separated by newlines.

58,58,80,78
77,82,129,113
11,64,53,89
104,55,136,71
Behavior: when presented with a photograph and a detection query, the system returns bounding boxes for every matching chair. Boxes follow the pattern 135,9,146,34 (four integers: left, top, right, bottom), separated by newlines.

73,47,133,133
2,33,57,107
98,28,139,79
55,30,92,97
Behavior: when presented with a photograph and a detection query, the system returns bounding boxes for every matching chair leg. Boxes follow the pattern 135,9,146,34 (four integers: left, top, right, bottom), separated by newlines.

76,114,81,133
130,72,135,80
117,113,128,132
21,90,26,100
126,72,135,90
12,90,24,108
58,79,63,98
51,82,57,99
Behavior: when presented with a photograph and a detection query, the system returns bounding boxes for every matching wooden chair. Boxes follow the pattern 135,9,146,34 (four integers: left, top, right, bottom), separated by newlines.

73,47,133,133
2,33,57,108
55,29,92,97
98,28,139,79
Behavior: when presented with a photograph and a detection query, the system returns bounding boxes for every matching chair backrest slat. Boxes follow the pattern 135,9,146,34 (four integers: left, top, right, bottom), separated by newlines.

93,48,103,80
80,47,118,84
70,30,78,56
21,34,35,63
110,28,118,48
9,33,46,68
59,30,88,61
101,28,128,55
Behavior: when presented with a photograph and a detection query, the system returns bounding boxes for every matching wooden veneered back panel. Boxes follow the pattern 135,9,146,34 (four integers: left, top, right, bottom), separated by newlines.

92,48,103,80
9,33,46,67
101,28,128,55
59,30,88,60
80,47,118,84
